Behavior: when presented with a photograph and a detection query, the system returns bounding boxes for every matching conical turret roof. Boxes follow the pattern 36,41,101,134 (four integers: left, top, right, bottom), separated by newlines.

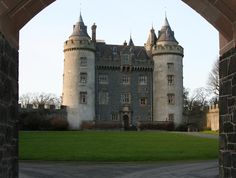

146,27,157,46
157,17,178,44
70,13,90,39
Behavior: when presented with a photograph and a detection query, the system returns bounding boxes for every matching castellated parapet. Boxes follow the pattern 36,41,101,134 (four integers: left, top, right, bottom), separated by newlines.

152,43,183,57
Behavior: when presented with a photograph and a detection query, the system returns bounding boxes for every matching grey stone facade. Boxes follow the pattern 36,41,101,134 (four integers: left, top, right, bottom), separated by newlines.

0,32,18,177
95,43,153,127
219,48,236,178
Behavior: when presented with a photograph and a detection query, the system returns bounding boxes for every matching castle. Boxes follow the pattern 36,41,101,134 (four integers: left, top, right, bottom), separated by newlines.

62,14,184,130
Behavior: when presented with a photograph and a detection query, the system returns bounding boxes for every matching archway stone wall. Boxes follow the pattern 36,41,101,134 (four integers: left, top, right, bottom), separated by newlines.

0,0,236,177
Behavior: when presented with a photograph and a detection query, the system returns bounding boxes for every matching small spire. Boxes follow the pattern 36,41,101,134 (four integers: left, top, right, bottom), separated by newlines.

79,12,84,23
163,16,170,27
129,35,134,46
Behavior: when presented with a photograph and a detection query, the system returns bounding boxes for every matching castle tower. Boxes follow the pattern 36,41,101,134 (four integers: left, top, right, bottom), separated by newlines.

62,13,96,129
151,17,184,126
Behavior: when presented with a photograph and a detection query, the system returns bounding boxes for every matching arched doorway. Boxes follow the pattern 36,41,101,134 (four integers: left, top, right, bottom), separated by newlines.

0,1,236,177
123,115,129,130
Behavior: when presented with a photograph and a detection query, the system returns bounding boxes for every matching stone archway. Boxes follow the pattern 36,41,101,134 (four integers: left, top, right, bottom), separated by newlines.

123,115,130,130
0,0,236,177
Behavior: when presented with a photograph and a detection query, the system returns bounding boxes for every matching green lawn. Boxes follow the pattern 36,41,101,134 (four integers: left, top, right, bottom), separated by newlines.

19,131,218,162
202,130,219,135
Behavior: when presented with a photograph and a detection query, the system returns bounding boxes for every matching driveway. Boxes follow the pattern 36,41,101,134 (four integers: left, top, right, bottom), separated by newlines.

20,160,218,178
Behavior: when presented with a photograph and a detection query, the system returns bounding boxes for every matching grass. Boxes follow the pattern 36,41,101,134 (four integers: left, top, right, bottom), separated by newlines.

202,130,219,135
19,131,218,162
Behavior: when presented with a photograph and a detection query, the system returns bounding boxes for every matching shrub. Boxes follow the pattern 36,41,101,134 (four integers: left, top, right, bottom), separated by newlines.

50,117,68,131
175,123,188,131
81,121,95,130
19,112,43,130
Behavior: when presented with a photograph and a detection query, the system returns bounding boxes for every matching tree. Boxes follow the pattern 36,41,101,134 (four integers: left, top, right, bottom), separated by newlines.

183,87,209,130
19,92,61,108
207,59,219,96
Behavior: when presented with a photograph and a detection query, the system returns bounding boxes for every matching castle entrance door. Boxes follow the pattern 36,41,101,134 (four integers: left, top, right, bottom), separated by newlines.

123,115,129,130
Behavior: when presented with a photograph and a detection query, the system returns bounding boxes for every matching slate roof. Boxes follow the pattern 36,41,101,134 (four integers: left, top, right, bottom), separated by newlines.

70,13,90,38
95,42,151,61
157,17,178,43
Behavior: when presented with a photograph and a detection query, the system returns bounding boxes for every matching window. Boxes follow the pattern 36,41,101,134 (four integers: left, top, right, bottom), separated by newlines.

167,93,175,105
80,92,87,104
121,93,131,104
80,73,87,84
99,74,108,84
167,62,174,71
122,54,130,64
139,75,147,85
80,57,87,66
99,91,109,105
122,75,130,85
140,97,147,106
111,113,118,121
168,114,174,121
167,75,174,85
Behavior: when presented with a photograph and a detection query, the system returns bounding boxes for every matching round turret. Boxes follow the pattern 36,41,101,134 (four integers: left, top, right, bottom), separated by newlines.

152,17,184,126
62,13,96,129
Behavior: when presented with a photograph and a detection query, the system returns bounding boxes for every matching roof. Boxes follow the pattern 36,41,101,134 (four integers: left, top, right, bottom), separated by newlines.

95,42,150,61
157,17,178,43
70,13,90,39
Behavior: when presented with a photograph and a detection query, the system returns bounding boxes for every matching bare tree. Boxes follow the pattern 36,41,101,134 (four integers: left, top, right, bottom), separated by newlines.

207,59,219,96
19,92,61,108
19,93,34,107
184,87,208,112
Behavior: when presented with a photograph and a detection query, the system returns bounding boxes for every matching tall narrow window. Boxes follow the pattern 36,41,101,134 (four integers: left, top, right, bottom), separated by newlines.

167,62,174,71
99,91,109,105
140,97,147,106
168,113,174,121
111,112,118,121
80,57,87,66
121,93,131,104
122,54,130,64
167,93,175,105
80,73,87,84
139,75,147,85
167,75,174,85
80,92,87,104
98,74,108,84
122,75,130,85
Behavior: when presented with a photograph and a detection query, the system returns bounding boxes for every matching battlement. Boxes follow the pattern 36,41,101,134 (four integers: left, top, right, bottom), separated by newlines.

19,104,67,111
64,39,95,52
208,104,219,112
152,44,183,56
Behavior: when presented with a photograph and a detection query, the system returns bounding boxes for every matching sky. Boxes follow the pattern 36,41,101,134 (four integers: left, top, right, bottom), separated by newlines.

19,0,219,97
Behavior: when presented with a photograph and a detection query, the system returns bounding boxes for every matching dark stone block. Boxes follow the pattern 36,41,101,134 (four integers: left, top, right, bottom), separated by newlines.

219,96,228,115
223,168,231,177
228,57,236,75
221,81,232,95
228,98,236,107
219,59,228,79
232,154,236,168
222,151,232,167
220,134,227,150
232,74,236,86
228,133,236,143
224,122,234,133
232,168,236,178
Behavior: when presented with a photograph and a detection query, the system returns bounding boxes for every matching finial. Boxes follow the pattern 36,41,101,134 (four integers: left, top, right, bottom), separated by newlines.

164,6,167,18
